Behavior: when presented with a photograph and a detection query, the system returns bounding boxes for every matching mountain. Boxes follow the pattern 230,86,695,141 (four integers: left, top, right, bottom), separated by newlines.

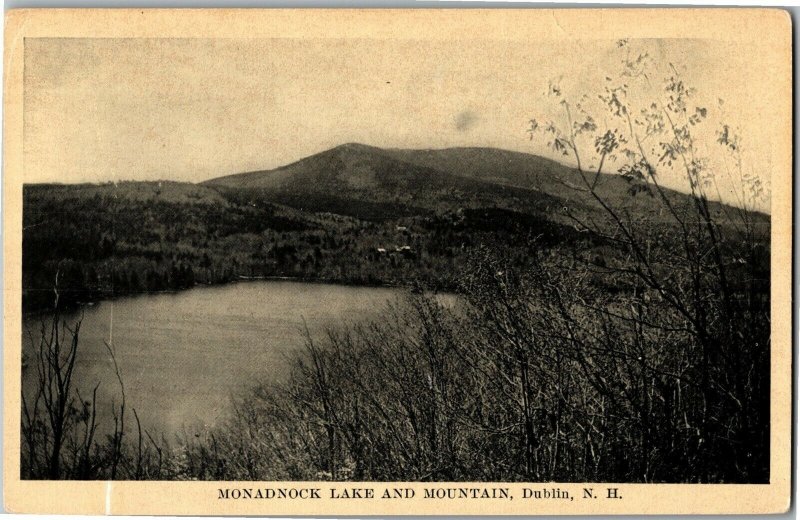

206,143,582,190
378,146,639,207
205,143,497,198
203,143,571,220
204,143,767,229
380,146,579,191
22,143,769,313
204,143,588,197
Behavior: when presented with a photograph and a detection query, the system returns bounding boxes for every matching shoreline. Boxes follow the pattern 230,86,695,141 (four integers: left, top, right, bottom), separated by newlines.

21,274,442,320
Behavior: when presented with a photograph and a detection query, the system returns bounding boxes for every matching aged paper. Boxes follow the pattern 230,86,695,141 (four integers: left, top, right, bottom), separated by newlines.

3,8,792,515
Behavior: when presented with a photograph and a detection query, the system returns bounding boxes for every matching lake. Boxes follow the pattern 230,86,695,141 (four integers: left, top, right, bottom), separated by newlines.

22,280,406,438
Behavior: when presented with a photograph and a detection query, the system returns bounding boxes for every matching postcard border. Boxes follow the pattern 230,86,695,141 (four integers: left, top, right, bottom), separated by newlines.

2,8,792,515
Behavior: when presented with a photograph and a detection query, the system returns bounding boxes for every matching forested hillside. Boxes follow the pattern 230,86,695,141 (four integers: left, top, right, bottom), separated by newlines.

22,168,595,313
24,144,765,313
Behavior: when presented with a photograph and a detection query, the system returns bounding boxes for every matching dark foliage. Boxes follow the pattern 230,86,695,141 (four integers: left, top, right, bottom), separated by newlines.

22,180,599,314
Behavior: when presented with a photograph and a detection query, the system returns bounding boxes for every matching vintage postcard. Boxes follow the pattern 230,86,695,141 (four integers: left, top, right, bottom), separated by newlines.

2,8,792,516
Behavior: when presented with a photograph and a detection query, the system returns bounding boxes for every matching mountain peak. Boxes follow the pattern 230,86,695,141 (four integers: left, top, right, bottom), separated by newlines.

332,142,380,153
199,143,720,223
202,143,576,195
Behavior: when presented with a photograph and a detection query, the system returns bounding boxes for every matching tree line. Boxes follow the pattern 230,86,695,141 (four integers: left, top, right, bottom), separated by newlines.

23,184,594,312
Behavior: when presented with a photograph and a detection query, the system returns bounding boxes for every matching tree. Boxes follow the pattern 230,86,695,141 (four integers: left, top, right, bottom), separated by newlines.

22,275,168,480
527,40,770,482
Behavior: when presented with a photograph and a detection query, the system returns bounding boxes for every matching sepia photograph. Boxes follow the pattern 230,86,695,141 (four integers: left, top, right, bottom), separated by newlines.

3,8,792,516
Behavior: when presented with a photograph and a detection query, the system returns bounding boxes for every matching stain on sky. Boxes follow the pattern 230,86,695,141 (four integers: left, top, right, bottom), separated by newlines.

454,110,479,132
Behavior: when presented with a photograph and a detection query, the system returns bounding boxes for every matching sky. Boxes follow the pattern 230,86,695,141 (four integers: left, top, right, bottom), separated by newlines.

24,37,778,211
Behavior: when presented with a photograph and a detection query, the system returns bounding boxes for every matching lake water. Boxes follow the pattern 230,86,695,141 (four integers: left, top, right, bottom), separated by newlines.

22,281,405,438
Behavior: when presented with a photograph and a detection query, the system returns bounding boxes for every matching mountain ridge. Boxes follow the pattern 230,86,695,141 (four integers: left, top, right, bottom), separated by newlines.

22,142,769,314
200,142,724,223
202,143,587,195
